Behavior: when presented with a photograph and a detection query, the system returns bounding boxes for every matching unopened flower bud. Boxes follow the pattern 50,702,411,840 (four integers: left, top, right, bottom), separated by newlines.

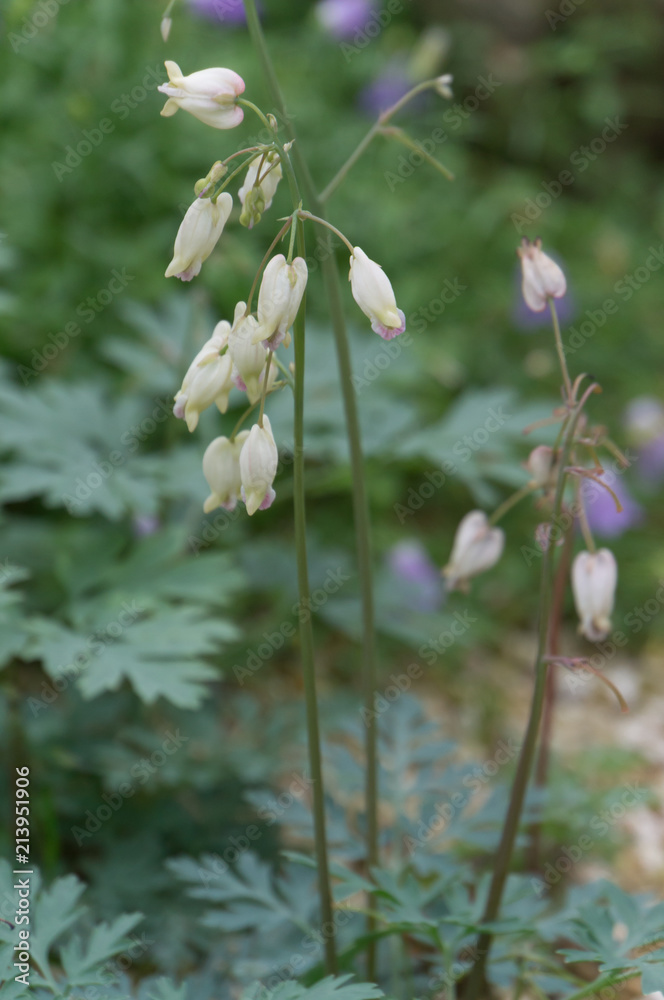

158,61,245,129
254,254,308,349
434,73,453,99
228,301,270,403
239,153,282,229
442,510,504,591
240,414,279,515
349,247,406,340
165,193,232,282
525,445,557,490
160,16,172,42
572,548,617,642
202,432,249,512
517,238,567,312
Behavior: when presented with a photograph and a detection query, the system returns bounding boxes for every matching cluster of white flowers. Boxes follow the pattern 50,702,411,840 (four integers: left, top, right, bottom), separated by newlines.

158,61,407,517
441,238,619,646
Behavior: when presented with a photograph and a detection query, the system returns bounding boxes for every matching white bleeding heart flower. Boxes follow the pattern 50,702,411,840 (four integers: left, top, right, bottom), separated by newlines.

517,238,567,312
158,61,245,129
572,548,617,642
442,510,505,592
348,246,406,340
165,193,232,282
202,432,249,513
239,414,279,515
228,301,271,403
254,255,308,349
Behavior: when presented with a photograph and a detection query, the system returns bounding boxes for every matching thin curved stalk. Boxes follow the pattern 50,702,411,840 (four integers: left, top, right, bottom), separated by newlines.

242,1,337,973
241,2,379,977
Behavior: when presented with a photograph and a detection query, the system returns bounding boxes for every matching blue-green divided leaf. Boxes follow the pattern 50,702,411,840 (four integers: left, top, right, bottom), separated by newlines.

0,564,30,667
30,873,87,986
60,911,143,983
75,607,229,707
145,977,189,1000
240,974,383,1000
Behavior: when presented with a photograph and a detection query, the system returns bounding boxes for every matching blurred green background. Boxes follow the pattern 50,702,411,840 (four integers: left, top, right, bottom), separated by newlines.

1,0,663,986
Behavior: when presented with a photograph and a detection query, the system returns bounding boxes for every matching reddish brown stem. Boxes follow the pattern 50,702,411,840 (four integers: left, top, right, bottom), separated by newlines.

527,521,574,869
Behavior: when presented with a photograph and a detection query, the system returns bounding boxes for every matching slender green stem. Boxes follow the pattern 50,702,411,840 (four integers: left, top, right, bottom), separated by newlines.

292,254,338,975
242,2,337,972
245,215,293,313
212,153,261,200
237,96,272,128
319,79,443,203
561,970,637,1000
257,350,273,426
465,390,596,1000
549,299,572,402
489,484,537,526
241,0,379,977
298,210,355,255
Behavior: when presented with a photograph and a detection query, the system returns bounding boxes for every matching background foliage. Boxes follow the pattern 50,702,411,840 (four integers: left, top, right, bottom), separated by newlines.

1,0,663,995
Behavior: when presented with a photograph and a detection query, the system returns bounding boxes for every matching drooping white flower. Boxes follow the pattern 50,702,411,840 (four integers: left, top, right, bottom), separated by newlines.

202,432,249,513
517,238,567,312
239,152,283,229
227,301,271,403
165,193,233,281
254,255,308,349
442,510,505,591
525,445,557,490
239,414,279,515
158,61,245,129
348,247,406,340
434,73,454,99
571,548,617,642
173,320,234,431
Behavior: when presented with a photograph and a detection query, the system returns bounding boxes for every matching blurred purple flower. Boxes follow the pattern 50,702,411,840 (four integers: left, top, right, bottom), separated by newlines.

585,475,643,539
187,0,248,25
132,514,161,538
387,540,443,613
623,397,664,485
358,64,415,117
315,0,375,39
512,263,575,331
638,435,664,485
